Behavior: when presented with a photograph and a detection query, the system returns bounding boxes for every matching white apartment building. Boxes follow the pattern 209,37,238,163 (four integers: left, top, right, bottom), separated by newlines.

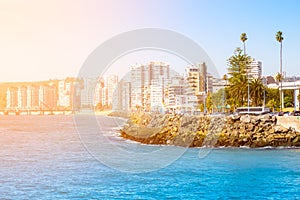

248,60,262,79
130,62,170,110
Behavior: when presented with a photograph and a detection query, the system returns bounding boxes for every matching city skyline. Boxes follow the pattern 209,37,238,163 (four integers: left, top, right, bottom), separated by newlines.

3,59,293,113
1,1,300,82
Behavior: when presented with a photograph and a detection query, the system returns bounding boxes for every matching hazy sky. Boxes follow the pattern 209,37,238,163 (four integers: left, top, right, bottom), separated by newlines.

1,0,300,82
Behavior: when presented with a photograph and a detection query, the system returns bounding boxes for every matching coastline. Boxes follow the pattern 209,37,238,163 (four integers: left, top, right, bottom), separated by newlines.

119,113,300,148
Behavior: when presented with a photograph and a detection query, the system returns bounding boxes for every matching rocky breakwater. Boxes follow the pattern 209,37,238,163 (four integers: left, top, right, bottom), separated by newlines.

120,113,300,148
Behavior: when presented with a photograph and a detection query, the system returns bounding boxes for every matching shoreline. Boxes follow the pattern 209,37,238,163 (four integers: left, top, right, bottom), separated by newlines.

120,113,300,148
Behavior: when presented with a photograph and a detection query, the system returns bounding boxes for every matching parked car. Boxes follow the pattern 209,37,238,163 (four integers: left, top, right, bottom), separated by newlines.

278,111,284,116
291,111,300,116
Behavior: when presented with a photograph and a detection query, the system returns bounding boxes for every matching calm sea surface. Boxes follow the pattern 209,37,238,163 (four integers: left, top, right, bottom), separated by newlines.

0,115,300,199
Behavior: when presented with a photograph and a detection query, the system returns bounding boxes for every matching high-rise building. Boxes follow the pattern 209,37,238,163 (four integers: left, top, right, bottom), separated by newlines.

94,77,106,107
79,78,97,109
130,62,170,109
17,86,27,109
6,87,18,109
186,62,208,95
185,62,209,112
106,75,118,106
58,79,75,108
39,84,57,110
150,80,164,112
27,85,39,109
248,60,262,79
206,73,213,93
165,75,186,108
199,62,207,94
112,80,131,112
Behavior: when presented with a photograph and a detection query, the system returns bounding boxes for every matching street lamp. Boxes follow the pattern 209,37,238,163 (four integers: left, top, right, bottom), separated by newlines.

294,76,296,112
263,78,266,107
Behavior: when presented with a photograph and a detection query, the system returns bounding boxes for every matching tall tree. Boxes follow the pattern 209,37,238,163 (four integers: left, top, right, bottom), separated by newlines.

265,88,280,111
275,72,283,84
276,31,284,111
240,33,248,54
227,48,252,107
240,33,250,110
250,78,265,106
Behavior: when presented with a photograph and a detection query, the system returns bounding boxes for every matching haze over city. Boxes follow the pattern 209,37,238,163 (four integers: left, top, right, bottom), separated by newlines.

1,0,300,82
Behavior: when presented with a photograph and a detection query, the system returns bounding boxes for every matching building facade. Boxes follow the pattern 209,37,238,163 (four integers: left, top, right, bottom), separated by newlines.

130,62,170,110
248,60,262,79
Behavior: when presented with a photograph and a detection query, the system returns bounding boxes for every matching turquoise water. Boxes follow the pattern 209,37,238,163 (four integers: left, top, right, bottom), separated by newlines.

0,116,300,199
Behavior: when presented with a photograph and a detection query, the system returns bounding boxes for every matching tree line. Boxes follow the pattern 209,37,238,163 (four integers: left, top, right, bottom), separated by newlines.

205,31,300,112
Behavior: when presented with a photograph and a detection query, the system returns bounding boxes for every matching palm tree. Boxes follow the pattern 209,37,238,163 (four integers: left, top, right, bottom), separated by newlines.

276,31,284,112
275,72,283,84
250,78,265,106
240,33,248,54
240,33,250,110
228,74,248,106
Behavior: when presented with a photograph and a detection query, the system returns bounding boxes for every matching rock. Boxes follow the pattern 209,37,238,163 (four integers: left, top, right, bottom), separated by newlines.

246,123,254,131
230,114,240,122
120,112,300,148
240,115,251,123
274,125,288,133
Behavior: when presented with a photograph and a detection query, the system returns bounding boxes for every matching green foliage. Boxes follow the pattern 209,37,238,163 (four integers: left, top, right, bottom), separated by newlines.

275,73,283,83
206,92,213,113
240,33,248,43
226,48,253,108
284,96,293,107
211,89,225,112
266,99,278,112
276,31,284,43
227,48,252,78
282,90,294,108
250,78,265,106
265,88,280,111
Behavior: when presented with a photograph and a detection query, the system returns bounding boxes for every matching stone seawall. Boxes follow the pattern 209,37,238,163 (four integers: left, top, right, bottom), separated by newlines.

120,113,300,148
277,116,300,132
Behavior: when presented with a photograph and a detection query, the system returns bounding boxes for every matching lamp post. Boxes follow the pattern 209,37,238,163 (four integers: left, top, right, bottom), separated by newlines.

263,78,266,107
294,76,296,112
247,70,250,112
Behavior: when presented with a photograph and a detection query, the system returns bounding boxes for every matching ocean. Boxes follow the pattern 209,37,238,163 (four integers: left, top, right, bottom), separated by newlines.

0,115,299,199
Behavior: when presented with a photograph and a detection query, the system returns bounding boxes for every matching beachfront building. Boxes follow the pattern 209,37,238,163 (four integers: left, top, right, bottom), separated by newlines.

130,62,170,111
164,75,187,112
78,78,97,109
57,78,76,109
94,77,106,108
106,75,118,106
184,62,209,113
6,87,18,109
248,60,262,79
27,85,39,109
17,86,27,109
112,80,131,112
38,84,57,110
186,62,207,95
149,80,164,112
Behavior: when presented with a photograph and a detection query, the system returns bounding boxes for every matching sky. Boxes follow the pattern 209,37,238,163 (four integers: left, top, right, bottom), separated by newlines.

1,0,300,82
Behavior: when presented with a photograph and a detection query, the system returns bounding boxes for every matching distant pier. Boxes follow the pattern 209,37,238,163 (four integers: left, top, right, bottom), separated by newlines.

0,109,75,116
